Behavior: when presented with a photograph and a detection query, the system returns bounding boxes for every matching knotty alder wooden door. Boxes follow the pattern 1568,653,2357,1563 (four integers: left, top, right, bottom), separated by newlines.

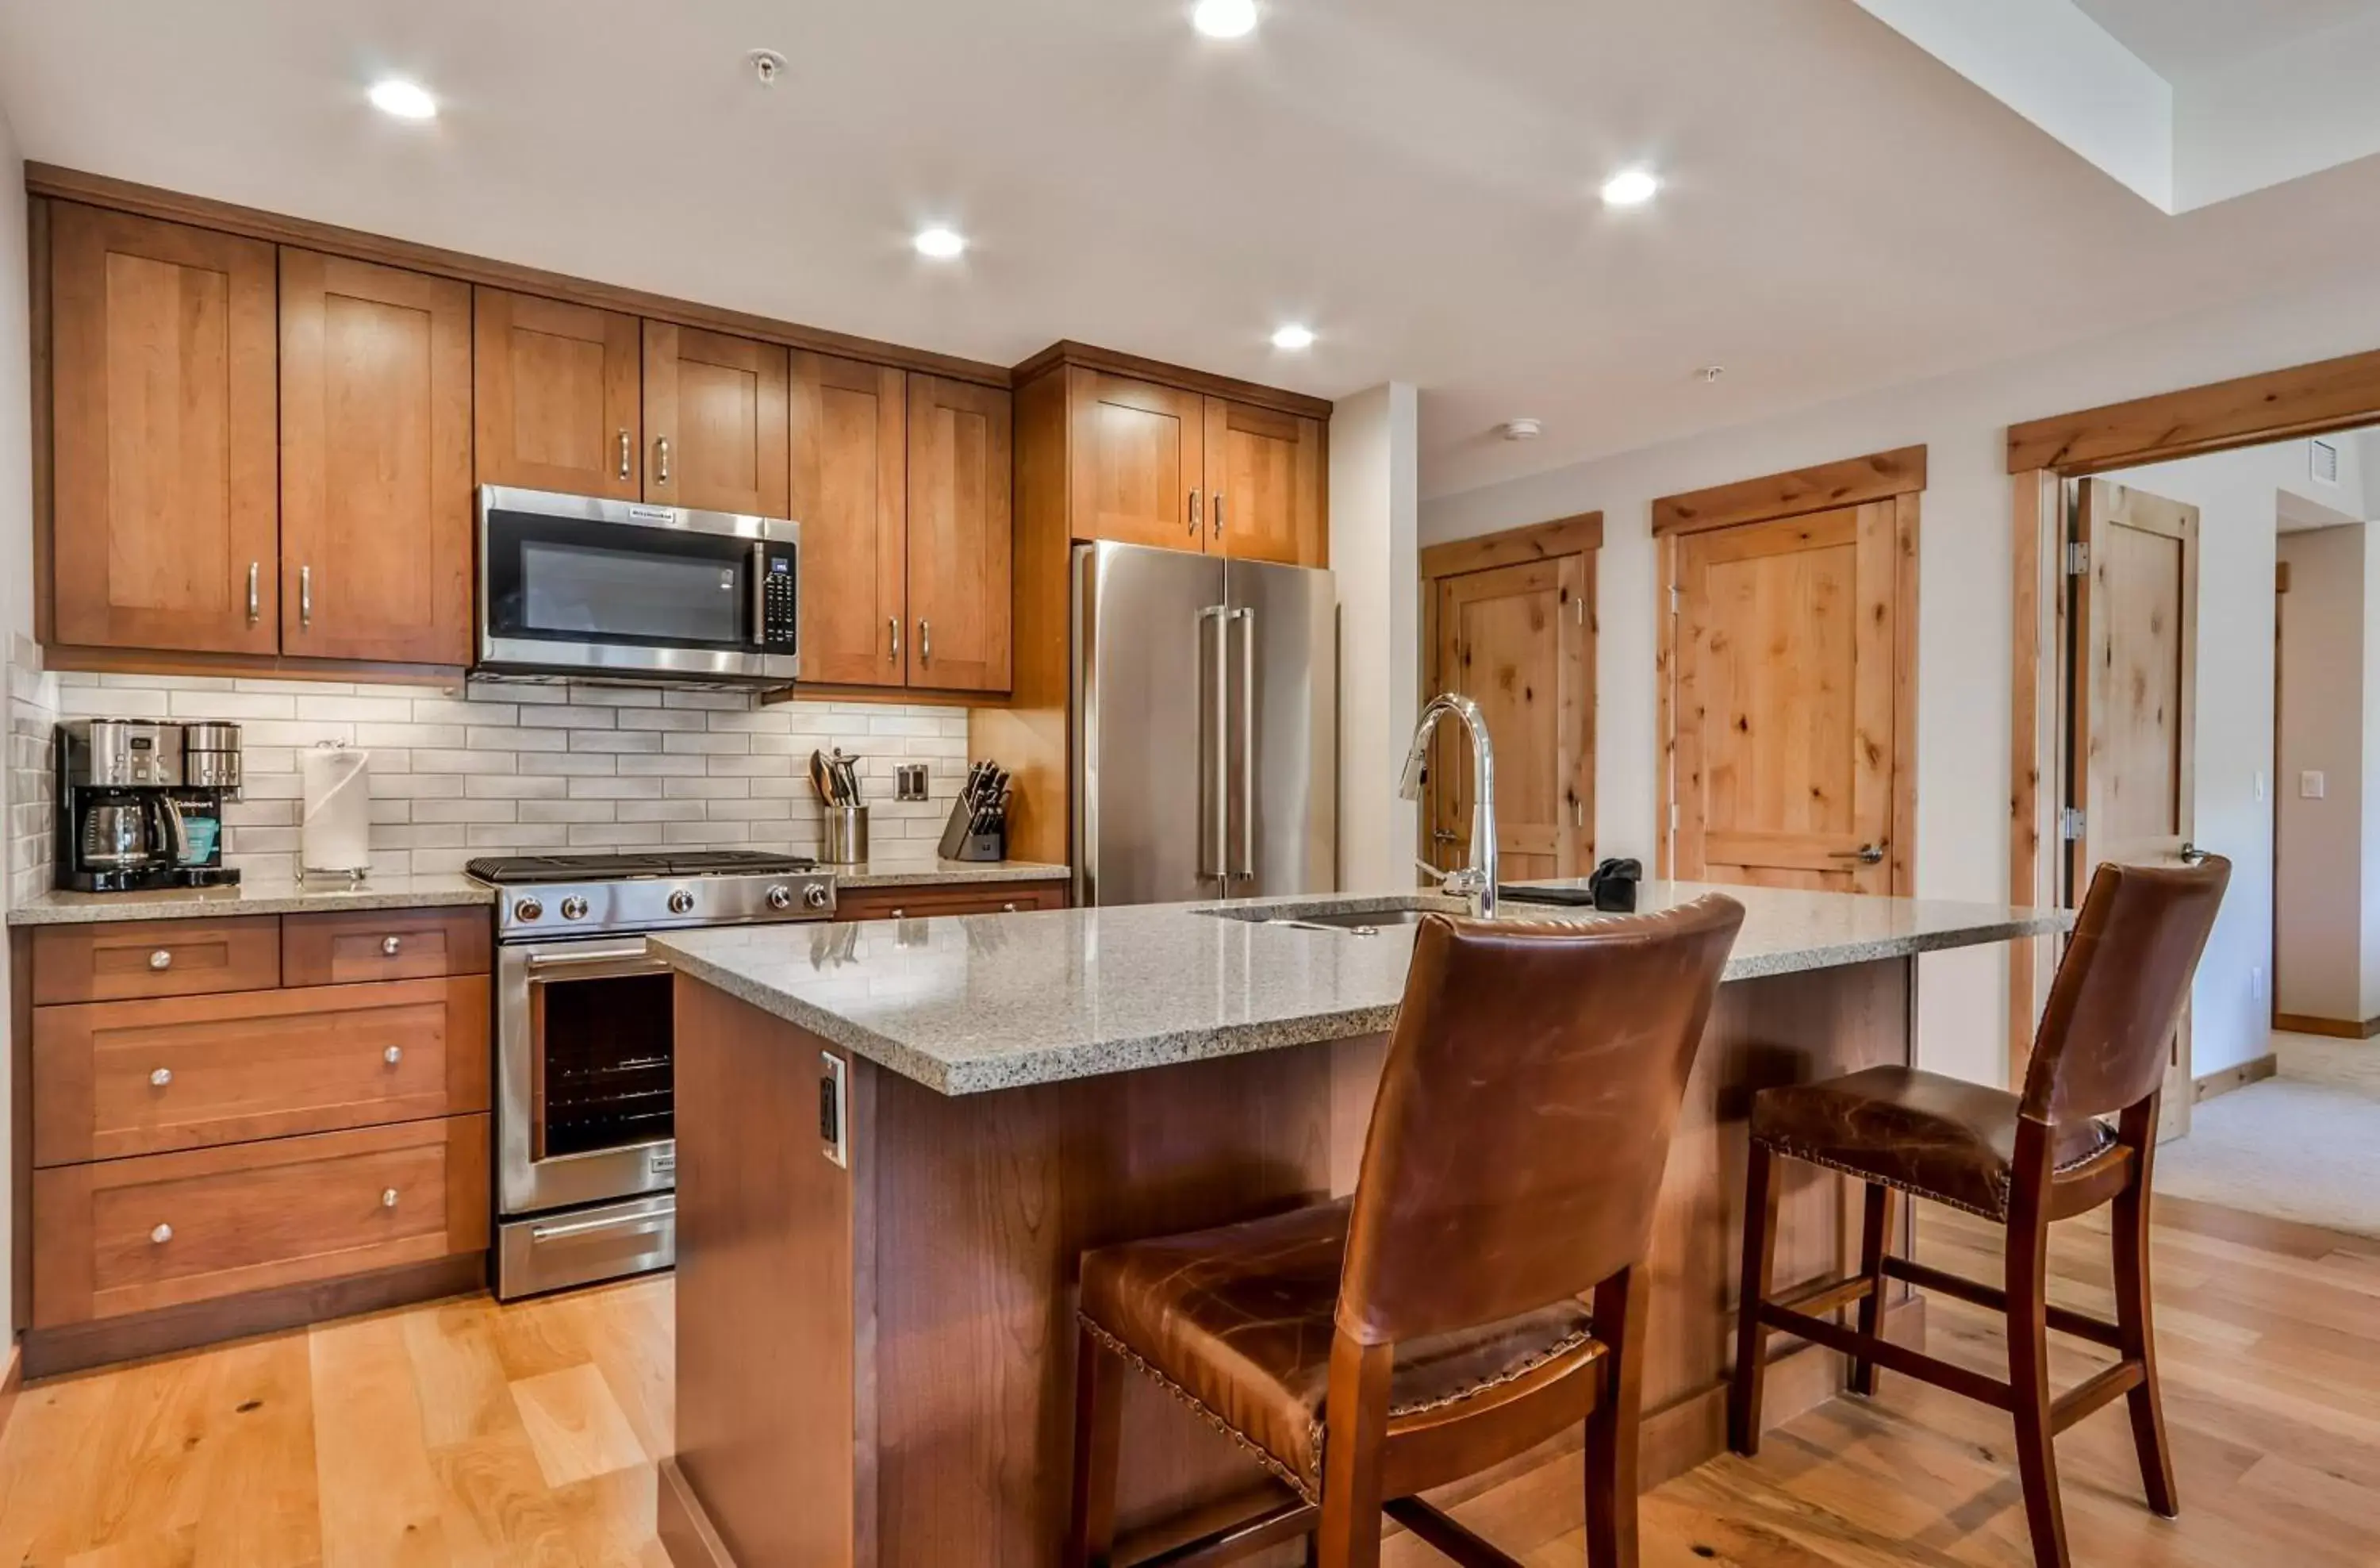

642,322,789,517
1672,502,1906,893
906,376,1012,693
1070,369,1205,550
278,249,474,664
1206,398,1326,566
2067,478,2200,1138
473,288,643,500
49,205,280,655
792,354,908,687
1430,557,1594,878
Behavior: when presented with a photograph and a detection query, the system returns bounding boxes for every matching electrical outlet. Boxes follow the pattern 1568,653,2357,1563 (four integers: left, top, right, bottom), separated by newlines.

895,763,930,801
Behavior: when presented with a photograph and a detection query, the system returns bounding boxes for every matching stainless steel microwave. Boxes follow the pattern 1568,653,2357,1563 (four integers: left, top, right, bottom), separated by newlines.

475,486,799,686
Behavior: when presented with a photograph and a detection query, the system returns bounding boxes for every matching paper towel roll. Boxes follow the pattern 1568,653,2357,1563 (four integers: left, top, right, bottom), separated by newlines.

302,744,372,877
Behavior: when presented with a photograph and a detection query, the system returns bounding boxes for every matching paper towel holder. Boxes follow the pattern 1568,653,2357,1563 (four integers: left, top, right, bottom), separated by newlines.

300,740,373,884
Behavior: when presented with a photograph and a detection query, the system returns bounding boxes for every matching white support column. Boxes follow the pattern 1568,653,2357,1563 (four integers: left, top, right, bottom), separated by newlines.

1329,384,1420,894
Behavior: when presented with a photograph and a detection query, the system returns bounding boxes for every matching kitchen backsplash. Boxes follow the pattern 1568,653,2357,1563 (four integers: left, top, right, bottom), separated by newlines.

33,672,973,885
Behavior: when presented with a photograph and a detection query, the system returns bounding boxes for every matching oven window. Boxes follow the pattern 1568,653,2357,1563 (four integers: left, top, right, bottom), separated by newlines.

536,971,674,1158
521,540,742,644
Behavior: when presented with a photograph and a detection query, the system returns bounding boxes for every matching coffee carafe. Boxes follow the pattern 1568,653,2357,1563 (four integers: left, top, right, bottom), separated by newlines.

55,719,242,892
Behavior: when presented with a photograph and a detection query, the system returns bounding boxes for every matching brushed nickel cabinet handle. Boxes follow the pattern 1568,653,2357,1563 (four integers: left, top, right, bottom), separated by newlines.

656,435,671,485
1214,493,1226,537
889,617,901,663
1189,490,1202,536
247,562,260,625
889,908,905,920
919,619,931,667
1003,901,1018,913
618,429,631,481
149,1067,173,1087
150,1223,173,1245
300,565,313,630
383,1045,404,1066
382,935,402,956
148,949,172,970
381,1189,399,1209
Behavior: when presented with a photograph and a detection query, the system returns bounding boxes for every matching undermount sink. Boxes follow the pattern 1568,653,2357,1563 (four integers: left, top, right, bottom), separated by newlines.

1200,898,1449,936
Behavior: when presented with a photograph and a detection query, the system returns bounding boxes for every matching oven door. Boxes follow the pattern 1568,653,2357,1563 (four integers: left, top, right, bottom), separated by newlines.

497,933,679,1216
478,485,799,684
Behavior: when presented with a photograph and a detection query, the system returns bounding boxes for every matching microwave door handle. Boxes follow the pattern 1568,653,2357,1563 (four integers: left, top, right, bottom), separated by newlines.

750,541,768,647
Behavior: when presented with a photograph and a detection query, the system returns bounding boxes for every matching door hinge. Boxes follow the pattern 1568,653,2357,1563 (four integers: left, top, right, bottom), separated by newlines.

1668,584,1680,615
1669,801,1681,832
2064,541,2089,576
1576,597,1587,626
2059,806,2086,842
1573,799,1584,828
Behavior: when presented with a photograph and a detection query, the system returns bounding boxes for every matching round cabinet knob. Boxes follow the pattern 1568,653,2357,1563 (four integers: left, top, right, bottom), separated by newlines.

149,1067,173,1088
381,1189,399,1209
1003,902,1019,913
889,908,905,920
383,1046,404,1066
766,885,793,911
560,896,591,921
150,1223,173,1245
148,950,172,971
381,935,403,957
514,897,545,923
667,890,697,916
803,885,831,910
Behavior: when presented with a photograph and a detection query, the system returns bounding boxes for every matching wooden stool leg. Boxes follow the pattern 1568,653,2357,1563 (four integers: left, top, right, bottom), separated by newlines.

1729,1139,1783,1455
1850,1182,1895,1397
1065,1324,1124,1568
2006,1208,2072,1568
2113,1106,2179,1517
1316,1335,1392,1568
1584,1266,1648,1568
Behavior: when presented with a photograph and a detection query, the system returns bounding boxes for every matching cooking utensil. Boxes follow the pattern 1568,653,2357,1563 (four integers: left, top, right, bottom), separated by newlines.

810,750,835,805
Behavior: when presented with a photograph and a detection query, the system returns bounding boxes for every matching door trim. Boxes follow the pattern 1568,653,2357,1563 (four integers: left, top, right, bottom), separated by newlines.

1654,452,1923,895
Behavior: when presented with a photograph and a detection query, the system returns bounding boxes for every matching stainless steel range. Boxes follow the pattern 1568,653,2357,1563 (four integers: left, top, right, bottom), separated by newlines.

469,851,837,1298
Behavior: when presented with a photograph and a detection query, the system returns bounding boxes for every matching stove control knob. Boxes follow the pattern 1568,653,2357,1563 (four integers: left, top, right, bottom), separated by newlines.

514,897,545,923
560,896,590,921
766,885,793,910
668,890,697,916
803,884,831,911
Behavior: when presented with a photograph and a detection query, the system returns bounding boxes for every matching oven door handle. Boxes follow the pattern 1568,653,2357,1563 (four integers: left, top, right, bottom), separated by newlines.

530,1202,676,1243
524,946,659,970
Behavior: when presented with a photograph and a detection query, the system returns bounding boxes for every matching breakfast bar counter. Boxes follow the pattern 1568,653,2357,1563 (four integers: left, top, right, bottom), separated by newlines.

651,883,2067,1567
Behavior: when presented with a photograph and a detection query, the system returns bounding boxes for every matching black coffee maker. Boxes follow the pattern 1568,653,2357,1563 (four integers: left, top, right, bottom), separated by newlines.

55,719,242,892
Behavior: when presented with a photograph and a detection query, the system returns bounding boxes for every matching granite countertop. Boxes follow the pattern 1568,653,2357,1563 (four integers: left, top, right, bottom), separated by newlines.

651,880,2072,1097
6,860,1072,925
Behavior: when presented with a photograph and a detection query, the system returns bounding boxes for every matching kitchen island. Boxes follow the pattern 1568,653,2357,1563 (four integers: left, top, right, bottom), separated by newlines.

650,884,2066,1568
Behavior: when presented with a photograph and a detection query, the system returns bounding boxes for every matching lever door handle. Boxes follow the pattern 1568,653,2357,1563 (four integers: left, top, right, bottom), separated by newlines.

1831,843,1886,865
2179,841,2209,865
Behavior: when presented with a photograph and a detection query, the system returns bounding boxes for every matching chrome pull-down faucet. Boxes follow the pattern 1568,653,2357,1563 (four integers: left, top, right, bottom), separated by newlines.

1399,694,1497,918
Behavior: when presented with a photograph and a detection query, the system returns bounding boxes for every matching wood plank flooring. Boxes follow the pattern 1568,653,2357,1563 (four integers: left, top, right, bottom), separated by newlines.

0,1197,2373,1566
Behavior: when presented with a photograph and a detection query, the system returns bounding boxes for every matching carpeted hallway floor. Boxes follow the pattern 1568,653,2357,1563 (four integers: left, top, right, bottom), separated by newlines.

2156,1032,2380,1238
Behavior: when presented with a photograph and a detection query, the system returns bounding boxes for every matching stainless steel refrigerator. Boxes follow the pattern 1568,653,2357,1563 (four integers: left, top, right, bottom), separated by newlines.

1073,541,1337,905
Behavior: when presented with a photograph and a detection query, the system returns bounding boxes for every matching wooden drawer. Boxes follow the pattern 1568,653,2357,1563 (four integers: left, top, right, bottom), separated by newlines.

32,917,281,1005
282,905,492,987
32,1114,489,1328
834,878,1069,923
33,976,491,1166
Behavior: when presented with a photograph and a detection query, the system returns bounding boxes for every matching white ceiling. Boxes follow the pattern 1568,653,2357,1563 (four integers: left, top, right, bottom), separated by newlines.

2074,0,2380,83
6,2,2380,502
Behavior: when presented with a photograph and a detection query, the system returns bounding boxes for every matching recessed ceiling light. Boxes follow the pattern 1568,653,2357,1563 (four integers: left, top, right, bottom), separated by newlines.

913,226,968,260
1271,324,1315,351
368,79,438,121
1193,0,1259,39
1599,168,1660,208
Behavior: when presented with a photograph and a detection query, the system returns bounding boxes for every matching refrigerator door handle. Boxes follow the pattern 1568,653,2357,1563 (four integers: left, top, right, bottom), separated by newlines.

1233,607,1256,882
1199,605,1232,884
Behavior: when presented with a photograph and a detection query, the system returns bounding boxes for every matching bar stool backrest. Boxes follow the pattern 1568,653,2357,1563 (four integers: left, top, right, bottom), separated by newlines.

2021,857,2230,1128
1336,896,1745,1347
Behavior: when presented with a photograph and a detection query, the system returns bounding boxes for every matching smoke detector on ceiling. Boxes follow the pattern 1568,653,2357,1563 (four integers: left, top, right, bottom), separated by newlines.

1499,418,1543,442
750,49,789,87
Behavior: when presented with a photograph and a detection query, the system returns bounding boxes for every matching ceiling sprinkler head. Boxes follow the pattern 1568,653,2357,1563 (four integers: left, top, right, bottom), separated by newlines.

1499,418,1543,442
750,49,788,86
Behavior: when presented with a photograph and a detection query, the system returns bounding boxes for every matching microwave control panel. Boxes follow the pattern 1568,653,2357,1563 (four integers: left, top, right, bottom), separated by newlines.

761,548,798,648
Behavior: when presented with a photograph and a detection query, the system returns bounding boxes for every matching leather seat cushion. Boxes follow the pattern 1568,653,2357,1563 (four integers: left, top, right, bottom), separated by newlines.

1750,1066,2116,1220
1078,1197,1599,1497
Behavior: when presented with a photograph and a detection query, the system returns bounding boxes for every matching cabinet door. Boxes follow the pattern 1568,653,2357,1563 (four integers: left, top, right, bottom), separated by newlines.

793,355,908,687
1069,369,1204,551
907,376,1012,693
472,288,642,500
279,249,474,664
49,206,279,654
643,322,790,517
1205,398,1326,567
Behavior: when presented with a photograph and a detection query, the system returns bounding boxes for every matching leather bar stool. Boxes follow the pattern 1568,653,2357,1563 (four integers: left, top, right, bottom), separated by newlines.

1064,896,1745,1568
1729,856,2229,1568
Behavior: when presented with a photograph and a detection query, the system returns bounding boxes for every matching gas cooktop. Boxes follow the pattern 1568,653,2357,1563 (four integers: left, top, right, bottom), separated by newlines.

470,851,836,938
466,851,820,886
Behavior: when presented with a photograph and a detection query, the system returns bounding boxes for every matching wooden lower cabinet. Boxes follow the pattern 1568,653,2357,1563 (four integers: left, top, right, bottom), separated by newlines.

833,878,1068,923
32,1114,489,1329
31,916,282,1005
281,905,492,987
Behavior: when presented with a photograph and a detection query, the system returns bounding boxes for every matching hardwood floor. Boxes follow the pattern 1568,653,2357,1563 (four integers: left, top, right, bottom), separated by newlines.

0,1197,2373,1566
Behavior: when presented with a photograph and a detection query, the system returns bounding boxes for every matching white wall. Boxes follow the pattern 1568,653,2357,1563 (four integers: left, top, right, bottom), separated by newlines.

1422,269,2380,1089
0,100,31,1353
1330,385,1420,893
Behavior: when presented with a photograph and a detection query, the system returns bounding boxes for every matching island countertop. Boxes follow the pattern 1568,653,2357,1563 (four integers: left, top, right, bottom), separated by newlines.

651,882,2069,1096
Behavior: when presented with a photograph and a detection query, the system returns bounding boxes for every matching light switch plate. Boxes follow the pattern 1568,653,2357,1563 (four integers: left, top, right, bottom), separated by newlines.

895,763,930,802
2301,771,2328,800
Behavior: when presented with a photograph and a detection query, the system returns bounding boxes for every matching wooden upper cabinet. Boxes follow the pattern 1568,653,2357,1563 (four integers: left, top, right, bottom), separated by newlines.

792,354,908,688
48,206,280,654
1206,398,1326,567
473,288,642,500
278,250,474,665
1069,369,1204,551
906,375,1012,693
643,322,790,517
